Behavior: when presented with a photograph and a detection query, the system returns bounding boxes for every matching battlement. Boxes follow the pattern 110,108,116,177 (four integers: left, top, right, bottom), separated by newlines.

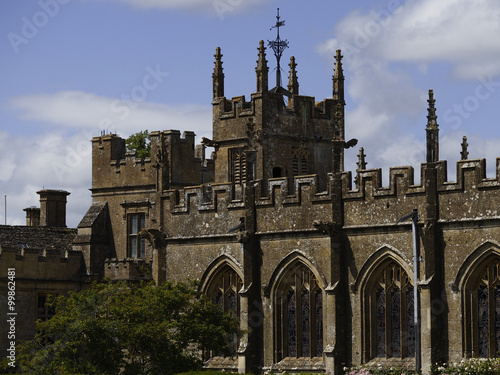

104,257,152,281
343,158,500,199
158,156,500,235
0,246,84,280
91,131,214,193
213,92,340,141
163,175,331,215
342,158,500,227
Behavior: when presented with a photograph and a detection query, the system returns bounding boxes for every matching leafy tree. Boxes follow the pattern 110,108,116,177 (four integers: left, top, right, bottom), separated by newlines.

18,280,240,375
126,130,151,159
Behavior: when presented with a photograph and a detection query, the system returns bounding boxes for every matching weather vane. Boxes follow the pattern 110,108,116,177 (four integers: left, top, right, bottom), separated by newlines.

268,8,289,89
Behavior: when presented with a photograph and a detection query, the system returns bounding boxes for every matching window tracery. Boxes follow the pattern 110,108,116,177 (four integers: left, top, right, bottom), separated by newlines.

276,263,323,359
471,259,500,358
206,265,242,357
368,261,415,359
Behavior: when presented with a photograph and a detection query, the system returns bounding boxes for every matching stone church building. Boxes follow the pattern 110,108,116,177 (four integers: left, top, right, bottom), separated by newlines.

2,40,500,375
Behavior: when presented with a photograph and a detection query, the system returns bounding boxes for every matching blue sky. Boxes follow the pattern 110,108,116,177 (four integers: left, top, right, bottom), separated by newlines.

1,0,500,227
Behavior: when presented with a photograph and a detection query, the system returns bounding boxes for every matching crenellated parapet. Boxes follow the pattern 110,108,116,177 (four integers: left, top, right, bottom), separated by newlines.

0,246,84,280
162,175,331,216
344,166,424,200
91,131,214,194
104,257,152,281
255,174,332,206
92,134,155,191
341,157,500,227
159,175,334,238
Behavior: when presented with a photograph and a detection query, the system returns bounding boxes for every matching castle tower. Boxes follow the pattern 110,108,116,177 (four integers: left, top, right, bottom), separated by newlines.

211,42,346,189
426,89,439,163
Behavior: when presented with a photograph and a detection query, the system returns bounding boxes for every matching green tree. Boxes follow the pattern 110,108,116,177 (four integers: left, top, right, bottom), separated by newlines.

18,280,240,375
126,130,151,159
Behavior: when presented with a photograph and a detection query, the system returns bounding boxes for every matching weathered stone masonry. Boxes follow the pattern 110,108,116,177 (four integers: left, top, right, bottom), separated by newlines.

79,41,500,374
2,41,500,375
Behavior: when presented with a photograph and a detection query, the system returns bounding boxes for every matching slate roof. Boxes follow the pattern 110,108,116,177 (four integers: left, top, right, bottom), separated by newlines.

0,225,77,253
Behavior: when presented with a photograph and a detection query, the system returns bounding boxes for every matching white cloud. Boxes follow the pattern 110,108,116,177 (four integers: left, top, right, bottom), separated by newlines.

319,0,500,79
318,0,500,188
9,90,212,139
3,91,213,227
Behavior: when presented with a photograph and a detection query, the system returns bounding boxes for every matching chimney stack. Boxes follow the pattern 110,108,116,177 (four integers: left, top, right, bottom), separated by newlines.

23,206,40,226
37,189,70,227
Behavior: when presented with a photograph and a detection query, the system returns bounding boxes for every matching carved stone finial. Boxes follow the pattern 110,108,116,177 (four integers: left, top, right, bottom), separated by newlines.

426,89,438,129
287,56,299,97
334,50,344,78
333,49,345,104
461,136,469,160
426,89,439,163
212,47,224,99
256,40,269,93
356,147,367,171
354,147,367,187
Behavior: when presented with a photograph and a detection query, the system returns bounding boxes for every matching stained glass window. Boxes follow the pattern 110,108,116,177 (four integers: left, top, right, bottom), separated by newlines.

376,288,386,357
279,263,323,359
473,259,500,358
495,286,500,355
206,265,242,359
478,285,489,357
301,291,311,357
288,290,297,357
391,289,401,357
371,262,414,359
315,290,323,357
406,290,415,357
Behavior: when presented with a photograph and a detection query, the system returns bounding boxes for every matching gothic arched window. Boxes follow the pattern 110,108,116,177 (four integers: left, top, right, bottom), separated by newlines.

276,263,323,360
205,265,242,357
470,259,500,358
367,261,415,359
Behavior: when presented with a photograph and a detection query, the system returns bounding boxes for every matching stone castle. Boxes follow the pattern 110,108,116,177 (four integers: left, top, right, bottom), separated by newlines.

2,40,500,375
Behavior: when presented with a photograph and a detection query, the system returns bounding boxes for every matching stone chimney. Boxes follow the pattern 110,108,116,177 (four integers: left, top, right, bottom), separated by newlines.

37,189,70,227
23,206,40,226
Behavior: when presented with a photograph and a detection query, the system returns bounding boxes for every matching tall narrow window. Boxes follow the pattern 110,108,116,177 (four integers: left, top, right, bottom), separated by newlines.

206,265,242,357
277,263,323,359
128,213,145,258
231,149,247,184
370,261,414,359
473,259,500,358
291,149,310,176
